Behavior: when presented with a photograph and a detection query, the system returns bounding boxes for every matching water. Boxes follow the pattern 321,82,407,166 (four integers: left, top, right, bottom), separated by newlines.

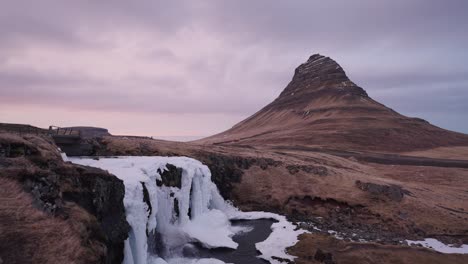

194,219,275,264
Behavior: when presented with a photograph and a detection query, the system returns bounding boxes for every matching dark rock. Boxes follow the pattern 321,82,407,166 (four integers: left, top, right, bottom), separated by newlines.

64,126,110,138
314,249,335,264
198,154,245,199
269,54,368,111
271,256,293,264
174,198,180,218
141,182,152,216
58,165,130,264
286,164,328,176
51,127,112,157
287,165,300,174
23,173,62,214
355,180,410,202
156,164,182,188
56,137,103,156
197,152,282,199
288,196,418,245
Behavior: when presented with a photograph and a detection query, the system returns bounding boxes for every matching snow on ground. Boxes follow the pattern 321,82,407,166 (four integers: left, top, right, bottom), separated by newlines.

406,238,468,254
69,156,306,264
223,208,307,263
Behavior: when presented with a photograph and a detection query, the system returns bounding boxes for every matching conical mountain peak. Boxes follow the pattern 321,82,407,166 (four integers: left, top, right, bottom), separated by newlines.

274,54,368,110
293,54,349,83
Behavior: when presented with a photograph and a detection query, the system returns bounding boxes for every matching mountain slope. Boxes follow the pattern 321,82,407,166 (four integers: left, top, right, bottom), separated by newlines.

198,54,468,152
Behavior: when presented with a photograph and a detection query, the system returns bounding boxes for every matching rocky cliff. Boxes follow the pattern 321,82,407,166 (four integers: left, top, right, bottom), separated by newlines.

0,133,129,264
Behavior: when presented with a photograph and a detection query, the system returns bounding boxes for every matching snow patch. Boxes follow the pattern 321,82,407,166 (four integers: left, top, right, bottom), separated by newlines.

406,238,468,254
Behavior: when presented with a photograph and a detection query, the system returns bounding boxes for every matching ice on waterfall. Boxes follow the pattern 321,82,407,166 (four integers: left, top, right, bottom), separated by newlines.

123,182,150,264
406,238,468,254
58,148,68,162
183,209,238,249
69,156,306,263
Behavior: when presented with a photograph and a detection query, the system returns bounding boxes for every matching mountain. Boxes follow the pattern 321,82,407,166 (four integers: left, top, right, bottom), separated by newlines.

198,54,468,152
2,54,468,264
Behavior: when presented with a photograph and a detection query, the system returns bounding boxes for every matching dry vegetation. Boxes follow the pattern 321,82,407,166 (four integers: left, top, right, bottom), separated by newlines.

0,177,99,264
289,233,468,264
0,132,127,264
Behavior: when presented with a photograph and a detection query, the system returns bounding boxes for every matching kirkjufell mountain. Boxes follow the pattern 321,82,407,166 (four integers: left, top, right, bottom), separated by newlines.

2,54,468,264
199,54,468,152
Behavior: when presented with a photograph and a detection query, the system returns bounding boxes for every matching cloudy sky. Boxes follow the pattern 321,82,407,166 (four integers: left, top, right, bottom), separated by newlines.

1,0,467,138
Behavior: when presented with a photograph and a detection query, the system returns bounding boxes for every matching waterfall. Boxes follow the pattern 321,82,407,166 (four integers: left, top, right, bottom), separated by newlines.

69,156,305,264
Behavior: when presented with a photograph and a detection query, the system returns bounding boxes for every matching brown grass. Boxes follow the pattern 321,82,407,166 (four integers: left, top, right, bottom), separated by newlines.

403,146,468,160
0,177,99,264
289,233,468,264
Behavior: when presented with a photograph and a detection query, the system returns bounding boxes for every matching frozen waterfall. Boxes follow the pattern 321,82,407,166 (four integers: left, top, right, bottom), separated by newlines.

69,156,305,264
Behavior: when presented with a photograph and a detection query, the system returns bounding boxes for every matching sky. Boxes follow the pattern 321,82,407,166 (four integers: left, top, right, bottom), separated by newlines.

1,0,467,138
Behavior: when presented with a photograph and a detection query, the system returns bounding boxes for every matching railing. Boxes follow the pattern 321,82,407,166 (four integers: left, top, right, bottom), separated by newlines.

48,126,81,137
0,123,82,138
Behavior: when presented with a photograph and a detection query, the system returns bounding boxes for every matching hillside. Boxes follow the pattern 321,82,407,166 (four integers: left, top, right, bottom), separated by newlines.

198,54,468,152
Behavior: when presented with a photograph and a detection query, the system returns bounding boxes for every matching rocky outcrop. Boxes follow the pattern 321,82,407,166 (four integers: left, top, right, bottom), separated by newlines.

156,164,183,188
51,127,109,157
56,164,130,263
288,195,420,244
0,133,129,264
273,54,368,111
55,137,105,156
196,152,282,199
355,180,411,202
286,164,328,176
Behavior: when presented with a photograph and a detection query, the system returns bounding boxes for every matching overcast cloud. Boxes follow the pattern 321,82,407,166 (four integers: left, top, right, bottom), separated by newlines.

1,0,467,137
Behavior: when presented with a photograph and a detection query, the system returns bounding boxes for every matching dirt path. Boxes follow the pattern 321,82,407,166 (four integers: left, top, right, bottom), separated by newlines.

271,145,468,168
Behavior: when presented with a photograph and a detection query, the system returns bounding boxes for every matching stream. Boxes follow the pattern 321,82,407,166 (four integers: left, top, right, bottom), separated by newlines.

191,219,275,264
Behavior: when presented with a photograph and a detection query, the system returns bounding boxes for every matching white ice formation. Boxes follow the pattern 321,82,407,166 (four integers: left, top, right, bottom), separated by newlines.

69,156,305,264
